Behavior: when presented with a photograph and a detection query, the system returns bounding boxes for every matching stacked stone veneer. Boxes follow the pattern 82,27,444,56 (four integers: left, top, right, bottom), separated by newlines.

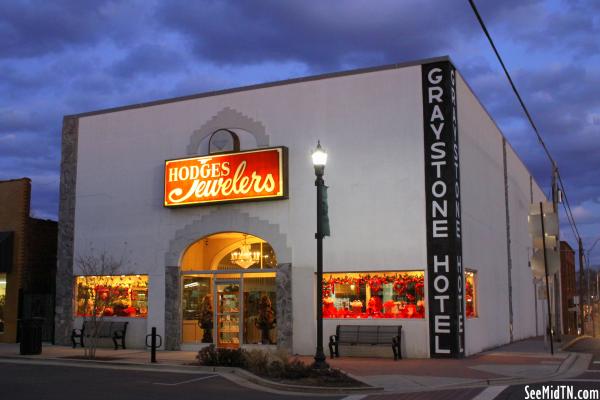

55,116,78,345
164,266,181,350
275,263,293,351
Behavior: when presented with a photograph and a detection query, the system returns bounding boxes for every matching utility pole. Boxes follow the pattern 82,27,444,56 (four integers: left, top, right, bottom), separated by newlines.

551,166,561,340
540,202,554,355
579,237,585,334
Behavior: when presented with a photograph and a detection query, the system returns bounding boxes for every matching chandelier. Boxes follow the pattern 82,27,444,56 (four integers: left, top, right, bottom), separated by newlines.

230,236,261,269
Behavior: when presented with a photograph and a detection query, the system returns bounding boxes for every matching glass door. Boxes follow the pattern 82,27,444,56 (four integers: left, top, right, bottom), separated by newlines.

215,280,241,348
181,275,212,344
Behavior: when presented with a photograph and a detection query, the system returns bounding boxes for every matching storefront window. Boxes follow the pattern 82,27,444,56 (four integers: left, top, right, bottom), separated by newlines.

75,275,148,318
243,274,276,344
182,276,213,343
323,271,425,319
465,270,477,318
0,273,6,333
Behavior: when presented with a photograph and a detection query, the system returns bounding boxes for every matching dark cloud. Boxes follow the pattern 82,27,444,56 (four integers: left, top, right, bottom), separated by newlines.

110,44,185,78
504,0,600,56
0,0,597,235
157,0,536,70
0,0,151,60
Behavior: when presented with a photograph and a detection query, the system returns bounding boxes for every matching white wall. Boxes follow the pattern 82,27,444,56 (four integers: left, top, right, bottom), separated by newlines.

531,178,551,336
74,65,428,355
457,73,548,354
457,73,511,355
506,144,539,341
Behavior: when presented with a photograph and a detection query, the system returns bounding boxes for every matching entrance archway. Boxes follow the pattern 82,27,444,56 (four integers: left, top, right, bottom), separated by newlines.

181,232,278,348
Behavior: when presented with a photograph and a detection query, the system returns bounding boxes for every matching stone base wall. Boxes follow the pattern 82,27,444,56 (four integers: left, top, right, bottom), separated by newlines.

55,116,79,345
164,266,181,350
276,263,293,352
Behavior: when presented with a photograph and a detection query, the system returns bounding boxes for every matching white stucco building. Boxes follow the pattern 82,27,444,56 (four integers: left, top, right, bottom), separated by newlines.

56,56,550,358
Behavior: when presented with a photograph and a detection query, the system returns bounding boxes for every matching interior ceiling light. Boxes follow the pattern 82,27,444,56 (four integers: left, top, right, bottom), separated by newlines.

230,235,260,269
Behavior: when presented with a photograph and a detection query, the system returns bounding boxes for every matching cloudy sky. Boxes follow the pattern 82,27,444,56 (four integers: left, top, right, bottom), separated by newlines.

1,0,599,264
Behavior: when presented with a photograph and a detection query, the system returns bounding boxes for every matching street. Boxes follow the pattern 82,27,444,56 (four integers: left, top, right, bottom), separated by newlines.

0,361,343,400
1,338,599,400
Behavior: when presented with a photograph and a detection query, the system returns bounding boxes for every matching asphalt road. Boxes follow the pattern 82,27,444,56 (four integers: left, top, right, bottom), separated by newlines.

0,361,344,400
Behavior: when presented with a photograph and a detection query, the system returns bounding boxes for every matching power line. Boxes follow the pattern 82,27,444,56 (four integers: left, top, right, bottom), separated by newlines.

468,0,582,244
468,0,556,169
557,171,581,239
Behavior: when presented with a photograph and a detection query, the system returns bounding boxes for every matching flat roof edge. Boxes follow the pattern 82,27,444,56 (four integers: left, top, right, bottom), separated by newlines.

66,55,451,119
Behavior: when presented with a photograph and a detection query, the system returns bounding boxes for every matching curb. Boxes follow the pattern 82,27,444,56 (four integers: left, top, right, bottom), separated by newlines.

0,348,590,395
560,335,592,351
232,368,383,394
360,352,590,395
428,351,587,391
0,354,382,395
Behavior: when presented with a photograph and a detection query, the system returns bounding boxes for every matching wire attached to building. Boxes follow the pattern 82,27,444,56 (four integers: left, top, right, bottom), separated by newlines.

468,0,582,244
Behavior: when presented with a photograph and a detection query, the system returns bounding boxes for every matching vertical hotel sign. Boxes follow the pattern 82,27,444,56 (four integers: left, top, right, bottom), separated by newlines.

422,61,465,358
164,147,288,207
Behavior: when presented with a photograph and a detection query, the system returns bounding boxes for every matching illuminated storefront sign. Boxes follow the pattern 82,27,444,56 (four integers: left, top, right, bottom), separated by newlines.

164,147,288,207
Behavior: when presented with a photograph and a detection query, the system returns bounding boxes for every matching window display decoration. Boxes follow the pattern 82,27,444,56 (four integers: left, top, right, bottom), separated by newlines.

465,270,477,318
75,275,148,318
322,272,425,319
0,273,6,333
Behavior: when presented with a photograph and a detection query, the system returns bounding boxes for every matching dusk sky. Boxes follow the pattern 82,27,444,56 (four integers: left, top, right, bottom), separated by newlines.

1,0,599,265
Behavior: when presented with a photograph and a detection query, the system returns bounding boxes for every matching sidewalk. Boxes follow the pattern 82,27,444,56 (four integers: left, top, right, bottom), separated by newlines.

0,336,591,394
305,336,589,392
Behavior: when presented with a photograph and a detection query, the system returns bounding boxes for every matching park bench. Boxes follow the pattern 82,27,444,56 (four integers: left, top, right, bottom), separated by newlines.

328,325,402,360
71,321,128,350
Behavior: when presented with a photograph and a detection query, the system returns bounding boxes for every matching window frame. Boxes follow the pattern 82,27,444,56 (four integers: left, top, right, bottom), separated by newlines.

322,270,426,320
465,269,478,319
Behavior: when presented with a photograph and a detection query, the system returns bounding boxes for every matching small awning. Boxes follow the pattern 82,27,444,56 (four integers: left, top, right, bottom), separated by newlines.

0,231,14,273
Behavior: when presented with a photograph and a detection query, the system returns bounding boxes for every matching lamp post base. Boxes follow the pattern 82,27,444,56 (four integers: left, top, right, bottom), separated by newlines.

312,349,329,369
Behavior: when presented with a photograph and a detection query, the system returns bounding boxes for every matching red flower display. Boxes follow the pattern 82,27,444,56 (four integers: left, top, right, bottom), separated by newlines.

321,272,426,320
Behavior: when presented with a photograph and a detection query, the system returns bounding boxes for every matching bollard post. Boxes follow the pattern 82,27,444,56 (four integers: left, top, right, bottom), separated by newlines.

151,327,157,363
146,327,161,363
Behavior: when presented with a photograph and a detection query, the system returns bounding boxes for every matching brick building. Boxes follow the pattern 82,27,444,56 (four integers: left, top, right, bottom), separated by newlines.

0,178,57,342
560,241,577,334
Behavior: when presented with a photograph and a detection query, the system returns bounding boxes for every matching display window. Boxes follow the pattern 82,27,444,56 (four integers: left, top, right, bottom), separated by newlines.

182,272,277,346
0,273,6,333
243,275,276,345
75,275,148,318
322,271,425,319
465,270,477,318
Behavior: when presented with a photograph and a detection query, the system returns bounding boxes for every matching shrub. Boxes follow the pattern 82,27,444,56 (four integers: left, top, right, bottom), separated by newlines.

197,345,247,367
197,346,360,386
281,357,312,379
266,359,284,379
244,349,270,375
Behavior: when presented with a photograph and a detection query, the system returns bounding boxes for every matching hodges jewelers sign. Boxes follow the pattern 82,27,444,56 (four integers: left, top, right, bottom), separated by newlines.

164,147,288,207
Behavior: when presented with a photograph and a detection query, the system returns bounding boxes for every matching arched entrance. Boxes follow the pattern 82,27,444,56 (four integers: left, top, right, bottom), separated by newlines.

181,232,278,348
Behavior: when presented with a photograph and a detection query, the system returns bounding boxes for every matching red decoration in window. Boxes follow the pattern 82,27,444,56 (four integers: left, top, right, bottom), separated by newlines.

322,273,425,319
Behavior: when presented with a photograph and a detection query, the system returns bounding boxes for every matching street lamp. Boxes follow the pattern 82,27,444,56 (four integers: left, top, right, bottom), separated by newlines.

312,140,329,369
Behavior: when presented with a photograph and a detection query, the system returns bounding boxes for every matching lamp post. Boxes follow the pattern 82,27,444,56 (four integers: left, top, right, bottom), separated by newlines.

312,140,329,369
